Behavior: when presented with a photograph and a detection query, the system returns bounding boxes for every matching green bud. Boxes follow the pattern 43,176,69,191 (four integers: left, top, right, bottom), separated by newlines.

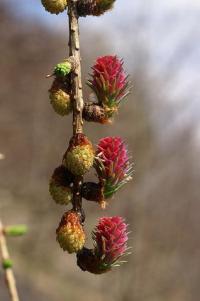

2,259,13,269
4,225,28,237
54,61,72,77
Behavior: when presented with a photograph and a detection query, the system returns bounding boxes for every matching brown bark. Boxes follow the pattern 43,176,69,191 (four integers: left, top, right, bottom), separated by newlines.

68,0,84,213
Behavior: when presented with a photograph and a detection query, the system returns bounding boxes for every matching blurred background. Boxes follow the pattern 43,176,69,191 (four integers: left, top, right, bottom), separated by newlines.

0,0,200,300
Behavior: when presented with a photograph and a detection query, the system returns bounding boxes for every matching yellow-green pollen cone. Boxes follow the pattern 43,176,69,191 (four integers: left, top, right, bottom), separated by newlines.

49,181,72,205
49,79,72,116
49,165,74,205
41,0,67,14
63,134,95,176
56,211,86,253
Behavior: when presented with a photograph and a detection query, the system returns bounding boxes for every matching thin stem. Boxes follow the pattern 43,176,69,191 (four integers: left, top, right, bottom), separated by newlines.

68,0,84,135
0,220,20,301
68,0,84,213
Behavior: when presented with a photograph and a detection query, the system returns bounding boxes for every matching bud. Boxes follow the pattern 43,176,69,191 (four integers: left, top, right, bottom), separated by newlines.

77,216,129,274
49,165,74,205
4,225,28,237
41,0,67,15
88,55,130,120
49,79,72,116
83,103,111,124
63,134,95,176
54,60,72,77
81,182,105,208
77,0,115,17
2,259,13,269
56,211,85,253
77,248,109,274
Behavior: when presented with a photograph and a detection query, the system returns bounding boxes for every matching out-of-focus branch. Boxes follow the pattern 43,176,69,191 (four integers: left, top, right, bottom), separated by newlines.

0,220,20,301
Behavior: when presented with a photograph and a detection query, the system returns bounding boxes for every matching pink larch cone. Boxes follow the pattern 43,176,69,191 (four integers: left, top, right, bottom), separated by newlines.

77,216,129,274
94,216,128,263
88,55,130,118
95,136,133,199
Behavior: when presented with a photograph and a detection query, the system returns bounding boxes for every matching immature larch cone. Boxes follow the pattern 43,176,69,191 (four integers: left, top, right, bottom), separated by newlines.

49,165,74,205
63,134,95,176
88,55,129,119
77,0,115,17
49,79,72,116
41,0,67,14
96,136,133,199
77,216,129,274
56,211,85,253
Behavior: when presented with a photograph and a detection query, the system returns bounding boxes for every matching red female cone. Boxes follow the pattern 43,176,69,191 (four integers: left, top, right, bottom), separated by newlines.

77,216,129,274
